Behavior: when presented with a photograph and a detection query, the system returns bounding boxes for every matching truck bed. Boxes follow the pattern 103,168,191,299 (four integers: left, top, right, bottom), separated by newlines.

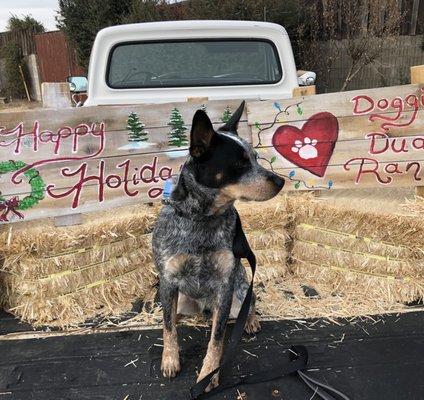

1,311,423,399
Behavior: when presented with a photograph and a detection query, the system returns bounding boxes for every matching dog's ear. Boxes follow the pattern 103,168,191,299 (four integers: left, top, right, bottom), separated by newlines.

220,101,245,134
190,110,215,158
171,173,188,202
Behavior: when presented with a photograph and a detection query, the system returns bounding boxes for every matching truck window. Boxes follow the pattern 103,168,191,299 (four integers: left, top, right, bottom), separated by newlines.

107,39,282,89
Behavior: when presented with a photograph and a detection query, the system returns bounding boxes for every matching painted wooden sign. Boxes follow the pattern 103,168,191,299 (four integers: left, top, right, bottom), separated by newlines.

247,84,424,191
0,100,248,223
1,84,424,223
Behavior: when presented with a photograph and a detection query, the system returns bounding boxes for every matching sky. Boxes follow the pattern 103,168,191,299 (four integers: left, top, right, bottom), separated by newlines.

0,0,182,32
0,0,59,32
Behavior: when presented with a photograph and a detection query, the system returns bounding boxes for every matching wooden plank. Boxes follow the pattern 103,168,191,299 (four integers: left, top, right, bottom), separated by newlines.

410,0,420,35
0,99,248,132
54,213,83,227
258,134,424,171
411,65,424,84
0,153,185,222
0,119,251,223
361,0,369,33
0,100,251,223
247,84,424,125
411,64,424,196
41,82,72,109
2,82,424,224
271,159,424,190
293,85,316,98
246,82,424,191
0,123,252,164
187,97,208,103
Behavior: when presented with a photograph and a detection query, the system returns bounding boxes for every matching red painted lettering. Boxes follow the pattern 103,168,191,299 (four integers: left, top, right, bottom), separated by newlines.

344,157,392,185
365,132,389,154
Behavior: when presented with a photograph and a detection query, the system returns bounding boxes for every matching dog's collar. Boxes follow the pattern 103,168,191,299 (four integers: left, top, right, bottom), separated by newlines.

161,198,232,221
161,171,232,221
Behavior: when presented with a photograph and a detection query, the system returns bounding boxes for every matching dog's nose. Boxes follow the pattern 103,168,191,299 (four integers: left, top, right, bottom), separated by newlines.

268,173,285,190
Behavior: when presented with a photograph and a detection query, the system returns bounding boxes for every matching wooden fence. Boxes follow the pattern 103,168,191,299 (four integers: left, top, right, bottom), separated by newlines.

306,0,424,36
0,28,37,56
1,77,424,223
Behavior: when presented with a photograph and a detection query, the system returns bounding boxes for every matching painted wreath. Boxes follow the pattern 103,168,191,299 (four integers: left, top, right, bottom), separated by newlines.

0,160,45,222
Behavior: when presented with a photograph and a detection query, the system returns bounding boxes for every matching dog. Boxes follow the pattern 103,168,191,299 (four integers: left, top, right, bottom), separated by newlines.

152,101,285,391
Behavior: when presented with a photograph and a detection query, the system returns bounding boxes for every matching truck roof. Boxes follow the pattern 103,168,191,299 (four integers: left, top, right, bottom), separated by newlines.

96,20,289,37
85,20,297,106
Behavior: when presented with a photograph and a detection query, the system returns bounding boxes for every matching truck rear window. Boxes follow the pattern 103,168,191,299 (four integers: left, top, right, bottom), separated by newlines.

107,39,282,89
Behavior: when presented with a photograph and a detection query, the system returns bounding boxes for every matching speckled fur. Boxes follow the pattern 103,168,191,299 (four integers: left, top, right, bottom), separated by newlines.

152,103,284,386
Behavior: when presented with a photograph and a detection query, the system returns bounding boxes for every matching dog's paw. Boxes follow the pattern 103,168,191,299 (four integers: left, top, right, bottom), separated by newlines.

197,371,219,392
161,354,181,378
245,313,261,334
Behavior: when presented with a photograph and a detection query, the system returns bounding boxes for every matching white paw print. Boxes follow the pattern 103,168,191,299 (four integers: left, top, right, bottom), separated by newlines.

291,137,318,160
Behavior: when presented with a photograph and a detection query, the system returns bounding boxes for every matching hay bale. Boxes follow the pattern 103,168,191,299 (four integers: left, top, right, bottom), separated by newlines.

246,230,288,250
237,195,291,232
119,273,412,328
255,275,410,320
292,239,423,278
239,195,290,282
0,257,6,309
0,197,291,328
293,223,417,262
401,196,424,217
0,204,158,327
287,194,424,249
0,204,156,257
292,245,424,304
3,189,422,328
288,194,424,304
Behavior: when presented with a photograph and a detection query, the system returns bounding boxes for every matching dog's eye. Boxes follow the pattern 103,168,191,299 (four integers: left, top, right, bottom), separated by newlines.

234,158,249,169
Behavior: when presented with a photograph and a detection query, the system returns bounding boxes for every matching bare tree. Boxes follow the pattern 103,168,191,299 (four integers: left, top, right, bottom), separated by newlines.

297,0,404,92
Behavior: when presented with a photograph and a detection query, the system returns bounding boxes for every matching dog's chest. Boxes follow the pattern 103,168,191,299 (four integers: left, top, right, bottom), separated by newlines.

157,208,235,253
153,206,238,298
168,249,234,299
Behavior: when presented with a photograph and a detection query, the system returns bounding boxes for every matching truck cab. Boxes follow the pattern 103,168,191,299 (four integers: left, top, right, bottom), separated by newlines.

83,20,302,106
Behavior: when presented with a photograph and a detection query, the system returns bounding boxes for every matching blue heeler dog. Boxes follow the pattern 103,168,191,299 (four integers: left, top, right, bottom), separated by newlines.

152,101,285,391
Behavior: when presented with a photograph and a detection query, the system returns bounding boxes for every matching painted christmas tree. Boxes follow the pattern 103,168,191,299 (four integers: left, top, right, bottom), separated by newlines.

127,112,149,142
168,108,188,147
221,106,232,123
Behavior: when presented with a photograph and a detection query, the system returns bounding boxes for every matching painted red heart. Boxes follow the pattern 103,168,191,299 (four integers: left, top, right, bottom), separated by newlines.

271,112,339,177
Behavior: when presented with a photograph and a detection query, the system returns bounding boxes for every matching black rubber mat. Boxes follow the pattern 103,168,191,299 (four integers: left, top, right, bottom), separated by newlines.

1,312,423,399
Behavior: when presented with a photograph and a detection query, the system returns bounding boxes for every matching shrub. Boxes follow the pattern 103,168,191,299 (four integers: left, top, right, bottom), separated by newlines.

0,42,26,99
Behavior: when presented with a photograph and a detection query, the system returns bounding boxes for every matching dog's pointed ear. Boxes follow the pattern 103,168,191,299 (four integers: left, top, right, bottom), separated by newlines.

220,101,245,134
171,173,188,202
190,110,215,158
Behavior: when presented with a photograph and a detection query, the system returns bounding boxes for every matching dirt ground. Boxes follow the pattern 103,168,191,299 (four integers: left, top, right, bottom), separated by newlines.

0,99,42,113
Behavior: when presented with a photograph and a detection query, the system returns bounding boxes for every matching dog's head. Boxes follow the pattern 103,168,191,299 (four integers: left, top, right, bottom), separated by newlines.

187,101,284,203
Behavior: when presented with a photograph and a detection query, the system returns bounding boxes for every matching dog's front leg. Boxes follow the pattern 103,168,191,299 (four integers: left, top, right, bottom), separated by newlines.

197,250,235,392
160,284,180,378
197,291,232,391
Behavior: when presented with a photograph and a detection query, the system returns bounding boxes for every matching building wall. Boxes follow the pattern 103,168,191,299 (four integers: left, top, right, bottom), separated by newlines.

34,31,85,83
